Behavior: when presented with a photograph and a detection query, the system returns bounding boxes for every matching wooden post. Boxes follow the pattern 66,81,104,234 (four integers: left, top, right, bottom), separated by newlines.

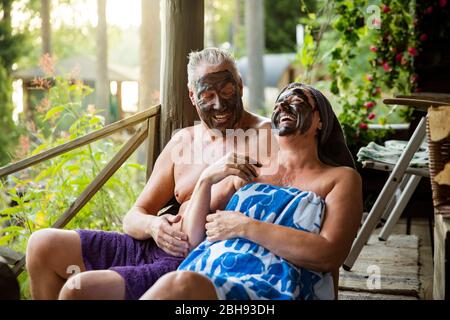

433,214,450,300
146,115,159,181
40,0,51,56
160,0,203,148
117,81,123,120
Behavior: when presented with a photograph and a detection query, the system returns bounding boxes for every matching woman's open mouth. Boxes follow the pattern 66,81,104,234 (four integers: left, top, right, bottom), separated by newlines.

279,113,297,125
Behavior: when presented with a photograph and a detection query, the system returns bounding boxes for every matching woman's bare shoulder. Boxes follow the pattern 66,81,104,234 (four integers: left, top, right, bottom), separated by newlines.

326,166,362,194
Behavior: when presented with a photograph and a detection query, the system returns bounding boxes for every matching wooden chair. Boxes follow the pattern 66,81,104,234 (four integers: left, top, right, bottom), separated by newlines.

344,93,450,271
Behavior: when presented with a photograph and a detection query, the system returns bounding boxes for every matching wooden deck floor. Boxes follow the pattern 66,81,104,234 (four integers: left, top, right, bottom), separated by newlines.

338,217,433,300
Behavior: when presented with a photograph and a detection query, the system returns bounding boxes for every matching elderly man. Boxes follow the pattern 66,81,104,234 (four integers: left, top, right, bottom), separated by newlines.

26,48,271,300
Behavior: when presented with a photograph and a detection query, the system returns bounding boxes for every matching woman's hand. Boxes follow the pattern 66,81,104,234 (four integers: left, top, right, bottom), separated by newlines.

205,210,251,242
200,152,262,186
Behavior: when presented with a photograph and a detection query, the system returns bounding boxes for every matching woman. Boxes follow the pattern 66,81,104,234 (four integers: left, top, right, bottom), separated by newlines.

140,83,363,300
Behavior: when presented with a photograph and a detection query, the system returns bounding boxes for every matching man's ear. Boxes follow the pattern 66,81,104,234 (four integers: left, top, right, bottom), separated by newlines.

188,88,196,106
238,77,244,97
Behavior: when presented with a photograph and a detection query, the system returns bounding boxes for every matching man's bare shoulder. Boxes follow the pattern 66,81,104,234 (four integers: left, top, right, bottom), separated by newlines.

246,111,271,130
169,125,199,144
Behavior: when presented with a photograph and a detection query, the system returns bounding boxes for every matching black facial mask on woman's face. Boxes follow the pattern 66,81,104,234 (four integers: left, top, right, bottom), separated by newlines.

271,88,315,136
194,70,244,134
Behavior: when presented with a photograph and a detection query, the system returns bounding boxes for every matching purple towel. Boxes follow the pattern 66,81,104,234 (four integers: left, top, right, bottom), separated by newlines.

76,229,183,300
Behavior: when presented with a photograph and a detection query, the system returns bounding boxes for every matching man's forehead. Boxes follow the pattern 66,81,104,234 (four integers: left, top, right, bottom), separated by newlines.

195,69,235,85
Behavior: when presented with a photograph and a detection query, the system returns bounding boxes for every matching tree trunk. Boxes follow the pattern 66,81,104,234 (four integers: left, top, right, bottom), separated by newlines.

139,0,161,110
40,0,51,56
245,0,265,113
138,0,161,165
160,0,203,148
96,0,110,123
205,0,216,47
232,0,241,49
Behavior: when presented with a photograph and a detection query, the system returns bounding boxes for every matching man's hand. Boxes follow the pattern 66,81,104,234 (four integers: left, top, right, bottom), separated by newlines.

147,214,189,257
205,210,251,242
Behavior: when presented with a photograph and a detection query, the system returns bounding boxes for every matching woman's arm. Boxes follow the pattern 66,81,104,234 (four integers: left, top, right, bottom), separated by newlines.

206,168,362,272
182,153,261,250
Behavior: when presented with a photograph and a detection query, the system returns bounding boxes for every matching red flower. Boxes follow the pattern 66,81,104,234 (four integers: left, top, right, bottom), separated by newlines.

424,6,433,14
382,4,391,13
366,74,373,81
420,34,428,41
370,45,378,52
359,123,368,130
364,101,376,109
383,62,392,72
440,0,447,8
368,113,376,120
408,47,418,57
395,53,403,62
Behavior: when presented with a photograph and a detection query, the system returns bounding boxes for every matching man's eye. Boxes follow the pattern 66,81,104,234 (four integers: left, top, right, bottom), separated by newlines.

199,91,215,101
220,89,234,98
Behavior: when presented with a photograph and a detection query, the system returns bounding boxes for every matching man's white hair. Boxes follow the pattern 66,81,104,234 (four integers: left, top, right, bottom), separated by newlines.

187,47,240,89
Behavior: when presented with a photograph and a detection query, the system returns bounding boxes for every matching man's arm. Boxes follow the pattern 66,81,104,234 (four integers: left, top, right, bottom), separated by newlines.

122,130,189,256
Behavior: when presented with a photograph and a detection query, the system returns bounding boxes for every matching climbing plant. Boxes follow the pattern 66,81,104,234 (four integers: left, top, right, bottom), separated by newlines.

297,0,419,154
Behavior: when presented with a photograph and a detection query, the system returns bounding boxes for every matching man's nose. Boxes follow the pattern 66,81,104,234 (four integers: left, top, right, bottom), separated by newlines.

212,94,226,111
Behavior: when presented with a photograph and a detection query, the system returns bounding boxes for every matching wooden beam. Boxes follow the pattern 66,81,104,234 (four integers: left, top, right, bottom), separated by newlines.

433,214,450,299
12,122,150,275
146,114,160,181
160,0,203,148
0,105,160,178
383,98,449,112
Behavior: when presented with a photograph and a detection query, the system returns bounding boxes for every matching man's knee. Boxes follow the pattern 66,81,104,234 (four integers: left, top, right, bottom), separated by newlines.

26,228,60,269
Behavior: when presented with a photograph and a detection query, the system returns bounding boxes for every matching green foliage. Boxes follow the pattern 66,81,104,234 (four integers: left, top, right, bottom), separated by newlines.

0,0,28,166
264,0,315,53
0,66,146,299
297,0,418,151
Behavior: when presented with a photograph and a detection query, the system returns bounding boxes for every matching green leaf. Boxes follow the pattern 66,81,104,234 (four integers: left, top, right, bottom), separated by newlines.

44,106,65,121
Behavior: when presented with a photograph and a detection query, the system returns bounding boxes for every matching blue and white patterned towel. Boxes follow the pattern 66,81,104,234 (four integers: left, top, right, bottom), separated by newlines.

178,182,334,300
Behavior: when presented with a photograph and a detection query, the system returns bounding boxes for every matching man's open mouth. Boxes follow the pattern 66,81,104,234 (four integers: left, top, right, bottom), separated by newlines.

213,113,232,124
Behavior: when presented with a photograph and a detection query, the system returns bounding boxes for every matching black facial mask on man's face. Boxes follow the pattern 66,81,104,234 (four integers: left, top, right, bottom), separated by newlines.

194,70,244,134
271,88,315,136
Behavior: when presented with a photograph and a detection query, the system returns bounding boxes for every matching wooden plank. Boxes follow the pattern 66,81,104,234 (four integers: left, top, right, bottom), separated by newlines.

338,290,418,300
428,106,450,141
433,214,450,299
12,122,149,276
339,234,420,297
383,98,449,112
160,0,202,148
146,114,160,181
396,93,450,104
0,105,160,179
0,247,23,265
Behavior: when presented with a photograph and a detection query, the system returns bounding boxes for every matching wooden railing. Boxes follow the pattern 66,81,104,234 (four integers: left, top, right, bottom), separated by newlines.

0,105,160,275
